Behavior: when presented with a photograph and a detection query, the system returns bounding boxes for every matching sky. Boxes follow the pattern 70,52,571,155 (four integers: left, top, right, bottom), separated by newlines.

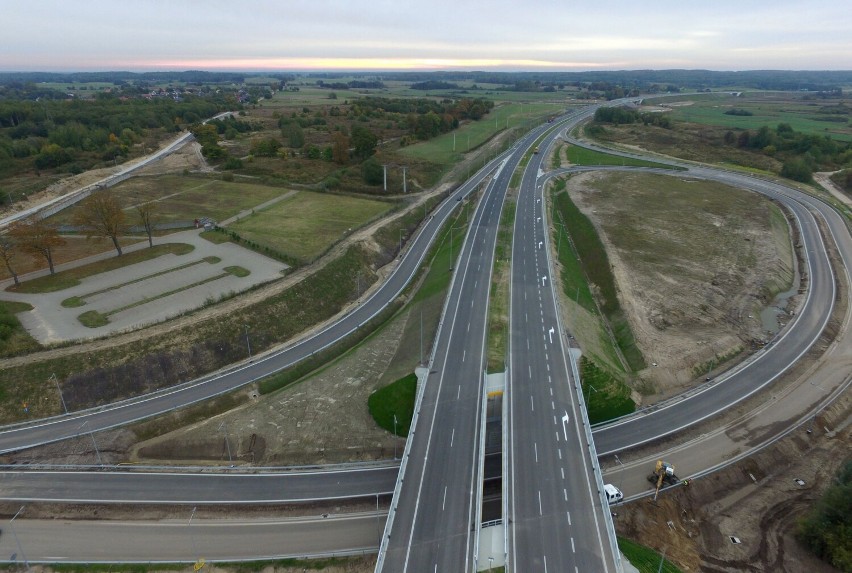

4,0,851,72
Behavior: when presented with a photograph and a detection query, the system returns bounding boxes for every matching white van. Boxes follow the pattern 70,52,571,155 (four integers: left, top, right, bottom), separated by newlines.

604,483,623,504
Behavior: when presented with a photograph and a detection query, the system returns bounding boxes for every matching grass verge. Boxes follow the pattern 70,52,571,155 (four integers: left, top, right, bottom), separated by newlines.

61,296,86,308
581,356,635,424
553,185,645,372
618,537,684,573
78,310,109,328
224,265,250,277
487,191,516,372
0,301,40,358
368,372,417,437
7,243,195,294
565,144,681,169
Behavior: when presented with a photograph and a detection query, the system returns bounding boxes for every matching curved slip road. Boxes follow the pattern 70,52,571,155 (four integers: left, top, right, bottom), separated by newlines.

1,100,849,567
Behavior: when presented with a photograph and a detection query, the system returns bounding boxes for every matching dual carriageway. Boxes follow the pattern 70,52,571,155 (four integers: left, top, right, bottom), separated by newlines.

1,100,849,571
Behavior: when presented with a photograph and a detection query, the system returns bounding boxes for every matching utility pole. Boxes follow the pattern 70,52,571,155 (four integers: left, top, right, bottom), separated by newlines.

244,325,251,359
382,164,387,191
615,454,625,504
402,166,407,193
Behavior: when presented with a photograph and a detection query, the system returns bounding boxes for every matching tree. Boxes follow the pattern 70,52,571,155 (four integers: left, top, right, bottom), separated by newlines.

8,216,66,274
0,233,20,286
781,157,813,183
332,132,349,165
72,189,127,256
362,157,383,186
135,200,158,248
350,125,378,159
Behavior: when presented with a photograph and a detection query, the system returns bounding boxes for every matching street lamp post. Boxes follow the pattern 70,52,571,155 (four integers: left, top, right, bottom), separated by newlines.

79,420,103,467
51,373,68,414
188,506,199,562
584,383,597,411
244,325,251,360
393,414,398,460
218,421,233,466
614,454,625,504
10,505,28,569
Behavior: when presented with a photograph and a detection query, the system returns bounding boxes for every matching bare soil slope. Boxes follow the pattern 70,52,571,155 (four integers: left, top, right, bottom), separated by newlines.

565,171,796,398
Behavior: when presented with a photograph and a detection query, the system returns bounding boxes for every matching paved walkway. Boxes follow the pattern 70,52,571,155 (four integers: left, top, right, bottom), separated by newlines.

1,229,288,344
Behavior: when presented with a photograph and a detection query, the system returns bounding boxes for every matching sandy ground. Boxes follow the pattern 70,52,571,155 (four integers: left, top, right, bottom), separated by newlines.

128,308,412,466
563,170,796,400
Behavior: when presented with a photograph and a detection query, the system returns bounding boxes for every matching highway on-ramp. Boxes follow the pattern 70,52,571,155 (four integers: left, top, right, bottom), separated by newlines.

1,100,849,568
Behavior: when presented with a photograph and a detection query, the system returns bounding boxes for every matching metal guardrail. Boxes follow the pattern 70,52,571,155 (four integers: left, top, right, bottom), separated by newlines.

472,369,488,571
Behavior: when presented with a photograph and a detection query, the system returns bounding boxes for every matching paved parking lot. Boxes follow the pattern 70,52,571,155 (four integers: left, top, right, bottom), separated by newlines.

2,229,288,344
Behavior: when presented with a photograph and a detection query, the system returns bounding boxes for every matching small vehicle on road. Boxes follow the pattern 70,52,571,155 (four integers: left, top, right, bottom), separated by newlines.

604,483,623,504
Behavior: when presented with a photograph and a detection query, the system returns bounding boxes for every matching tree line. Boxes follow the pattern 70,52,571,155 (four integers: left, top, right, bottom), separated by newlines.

725,123,852,182
0,90,234,196
592,106,673,128
1,189,157,285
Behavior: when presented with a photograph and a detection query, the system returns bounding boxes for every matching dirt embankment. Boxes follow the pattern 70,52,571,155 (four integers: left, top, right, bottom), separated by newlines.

616,391,850,572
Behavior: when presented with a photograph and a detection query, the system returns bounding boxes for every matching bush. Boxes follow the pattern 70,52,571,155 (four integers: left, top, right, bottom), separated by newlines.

797,459,852,571
781,157,813,182
362,157,384,186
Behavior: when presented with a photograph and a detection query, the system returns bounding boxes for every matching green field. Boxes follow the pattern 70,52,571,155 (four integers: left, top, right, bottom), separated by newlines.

228,191,395,262
400,103,564,165
564,144,681,169
649,93,852,142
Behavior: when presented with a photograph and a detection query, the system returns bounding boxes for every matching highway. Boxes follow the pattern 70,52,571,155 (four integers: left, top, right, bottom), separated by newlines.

0,99,849,567
506,138,616,571
377,118,581,572
0,513,386,563
0,466,397,504
378,159,506,572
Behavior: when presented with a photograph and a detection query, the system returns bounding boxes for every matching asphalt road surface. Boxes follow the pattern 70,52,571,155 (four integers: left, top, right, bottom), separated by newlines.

0,512,385,563
2,99,849,567
378,158,510,572
0,466,397,504
505,132,617,572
